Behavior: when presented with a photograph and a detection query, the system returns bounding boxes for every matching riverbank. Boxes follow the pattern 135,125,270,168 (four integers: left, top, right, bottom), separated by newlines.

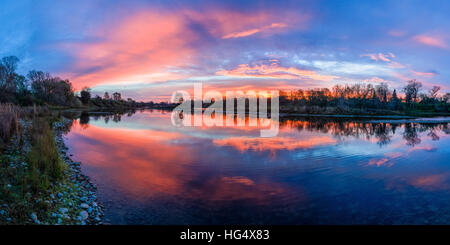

0,115,104,225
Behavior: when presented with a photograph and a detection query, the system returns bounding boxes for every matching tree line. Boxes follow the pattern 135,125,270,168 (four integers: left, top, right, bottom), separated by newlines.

0,56,142,108
279,80,450,113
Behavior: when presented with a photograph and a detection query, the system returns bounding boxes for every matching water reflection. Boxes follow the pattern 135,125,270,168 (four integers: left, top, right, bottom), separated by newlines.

63,110,450,224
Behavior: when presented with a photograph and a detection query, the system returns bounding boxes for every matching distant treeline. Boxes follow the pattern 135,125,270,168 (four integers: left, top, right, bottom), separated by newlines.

168,81,450,115
279,81,450,114
0,56,144,109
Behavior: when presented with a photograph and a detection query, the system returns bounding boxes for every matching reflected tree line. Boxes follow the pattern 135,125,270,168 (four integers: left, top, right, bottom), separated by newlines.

61,109,144,129
63,109,449,147
280,118,450,147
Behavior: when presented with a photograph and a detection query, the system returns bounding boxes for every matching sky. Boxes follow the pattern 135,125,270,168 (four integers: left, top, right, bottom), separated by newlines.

1,0,450,101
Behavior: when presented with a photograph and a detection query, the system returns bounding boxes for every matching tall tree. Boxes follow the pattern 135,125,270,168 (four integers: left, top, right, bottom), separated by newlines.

0,56,20,93
403,79,422,106
429,86,440,99
112,92,121,101
80,87,91,105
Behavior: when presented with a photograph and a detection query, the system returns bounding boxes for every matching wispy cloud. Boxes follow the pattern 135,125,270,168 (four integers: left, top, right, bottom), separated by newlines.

216,61,338,82
361,53,395,62
413,34,447,49
58,8,310,89
222,22,288,39
410,70,438,77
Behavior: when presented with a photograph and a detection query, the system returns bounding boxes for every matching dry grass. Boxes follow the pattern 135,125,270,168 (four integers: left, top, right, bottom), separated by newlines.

0,104,20,146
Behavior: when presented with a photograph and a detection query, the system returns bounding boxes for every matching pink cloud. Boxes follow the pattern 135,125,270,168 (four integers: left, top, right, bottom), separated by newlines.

413,35,447,49
387,61,405,69
222,22,288,39
58,8,309,90
61,10,197,89
411,70,437,77
388,30,406,37
213,136,337,154
216,62,339,82
361,53,393,62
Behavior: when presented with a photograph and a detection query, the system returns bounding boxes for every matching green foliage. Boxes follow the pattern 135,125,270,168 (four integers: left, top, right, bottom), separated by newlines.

26,118,65,192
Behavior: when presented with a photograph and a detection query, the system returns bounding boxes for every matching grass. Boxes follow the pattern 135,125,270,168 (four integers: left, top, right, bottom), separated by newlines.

0,104,20,149
26,118,66,192
0,103,71,224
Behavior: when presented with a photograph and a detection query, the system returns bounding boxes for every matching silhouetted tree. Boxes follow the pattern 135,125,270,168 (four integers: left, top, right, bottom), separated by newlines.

80,87,91,105
0,56,20,93
112,92,121,101
429,86,441,99
29,70,76,106
403,79,422,107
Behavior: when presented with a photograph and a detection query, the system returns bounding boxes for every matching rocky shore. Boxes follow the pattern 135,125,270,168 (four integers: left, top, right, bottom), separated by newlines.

52,119,104,225
0,118,104,225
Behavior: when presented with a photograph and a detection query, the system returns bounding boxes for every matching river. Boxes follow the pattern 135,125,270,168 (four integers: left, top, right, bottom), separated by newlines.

63,109,450,224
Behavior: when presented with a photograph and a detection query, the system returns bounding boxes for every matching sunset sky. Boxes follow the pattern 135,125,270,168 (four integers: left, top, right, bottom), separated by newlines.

1,0,450,101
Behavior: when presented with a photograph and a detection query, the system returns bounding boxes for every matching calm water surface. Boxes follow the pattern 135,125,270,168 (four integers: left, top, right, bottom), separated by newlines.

63,110,450,224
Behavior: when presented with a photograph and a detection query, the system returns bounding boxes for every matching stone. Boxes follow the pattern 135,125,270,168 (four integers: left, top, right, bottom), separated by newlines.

79,211,89,220
31,213,40,224
80,203,89,209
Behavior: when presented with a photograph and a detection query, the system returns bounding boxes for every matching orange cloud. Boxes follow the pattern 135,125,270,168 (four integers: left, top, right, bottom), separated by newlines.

216,62,338,82
413,35,447,49
62,11,196,89
60,9,309,90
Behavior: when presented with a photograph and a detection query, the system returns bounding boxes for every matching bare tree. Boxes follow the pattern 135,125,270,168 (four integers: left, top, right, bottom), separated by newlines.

429,86,441,99
0,56,20,92
403,79,422,105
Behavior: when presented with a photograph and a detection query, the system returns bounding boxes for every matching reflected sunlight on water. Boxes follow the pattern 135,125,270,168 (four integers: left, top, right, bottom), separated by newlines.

63,110,450,224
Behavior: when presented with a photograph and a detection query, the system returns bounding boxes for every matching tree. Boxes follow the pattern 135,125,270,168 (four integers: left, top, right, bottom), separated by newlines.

104,92,110,100
0,56,20,93
403,79,422,106
14,75,28,95
80,87,91,105
443,93,450,103
389,89,400,110
375,83,389,104
429,86,440,99
29,70,76,106
112,92,121,101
